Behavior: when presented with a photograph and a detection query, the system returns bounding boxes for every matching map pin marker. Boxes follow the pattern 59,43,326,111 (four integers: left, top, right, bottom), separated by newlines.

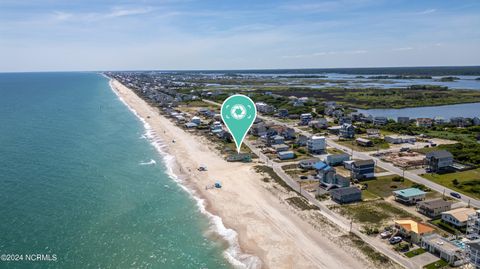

221,94,257,153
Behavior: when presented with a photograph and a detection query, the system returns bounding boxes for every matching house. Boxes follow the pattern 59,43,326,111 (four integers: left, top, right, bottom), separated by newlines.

422,233,467,267
309,118,328,129
394,219,435,243
350,159,375,180
467,210,480,240
373,116,388,126
296,134,308,147
320,174,350,190
339,123,355,139
255,102,275,114
339,116,352,125
434,117,447,125
384,135,416,144
416,199,452,218
278,151,295,160
190,116,201,125
268,135,285,146
450,117,470,127
327,125,342,135
473,117,480,126
184,122,198,128
393,188,426,204
330,187,362,204
467,239,480,269
299,113,313,125
250,123,267,137
277,108,289,118
298,158,320,170
307,135,326,154
366,129,380,138
425,150,453,172
397,117,410,124
416,118,433,128
325,153,350,166
356,137,373,147
441,207,476,228
272,144,290,153
343,160,355,170
211,121,223,131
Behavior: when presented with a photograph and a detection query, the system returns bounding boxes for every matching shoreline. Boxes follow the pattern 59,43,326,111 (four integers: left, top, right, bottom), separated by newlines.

107,77,378,269
107,79,261,268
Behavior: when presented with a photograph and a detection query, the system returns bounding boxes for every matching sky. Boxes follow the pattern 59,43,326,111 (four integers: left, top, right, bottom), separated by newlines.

0,0,479,72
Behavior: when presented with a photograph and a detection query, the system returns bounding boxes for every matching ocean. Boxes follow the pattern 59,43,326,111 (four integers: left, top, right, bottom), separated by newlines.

0,72,231,268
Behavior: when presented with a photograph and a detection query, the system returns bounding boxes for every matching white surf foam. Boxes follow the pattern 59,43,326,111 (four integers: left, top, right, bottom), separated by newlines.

107,78,262,269
139,159,156,166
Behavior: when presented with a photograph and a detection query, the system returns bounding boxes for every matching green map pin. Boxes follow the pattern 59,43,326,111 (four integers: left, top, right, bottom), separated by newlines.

221,94,257,153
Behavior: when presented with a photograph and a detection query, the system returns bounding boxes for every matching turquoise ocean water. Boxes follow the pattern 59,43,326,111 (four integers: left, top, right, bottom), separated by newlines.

0,72,231,269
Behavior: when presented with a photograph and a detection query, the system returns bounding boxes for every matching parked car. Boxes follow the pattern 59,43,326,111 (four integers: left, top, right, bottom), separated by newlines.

389,236,402,244
450,192,462,199
380,231,392,239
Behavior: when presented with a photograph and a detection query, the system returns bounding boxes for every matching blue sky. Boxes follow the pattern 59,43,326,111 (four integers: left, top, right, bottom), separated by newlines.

1,0,479,71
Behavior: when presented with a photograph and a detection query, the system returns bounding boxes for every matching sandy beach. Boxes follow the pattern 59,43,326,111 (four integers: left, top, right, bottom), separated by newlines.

109,79,378,269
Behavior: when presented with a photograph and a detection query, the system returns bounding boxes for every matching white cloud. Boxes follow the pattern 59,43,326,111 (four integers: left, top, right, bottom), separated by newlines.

417,8,436,15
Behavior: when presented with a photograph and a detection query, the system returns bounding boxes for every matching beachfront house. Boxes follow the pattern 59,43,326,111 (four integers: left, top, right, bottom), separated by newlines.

190,116,201,125
325,153,350,166
330,187,361,204
278,151,295,160
425,150,453,172
339,123,355,139
350,159,375,180
393,188,426,205
441,207,477,228
307,135,326,154
422,233,467,266
416,199,452,218
394,219,434,244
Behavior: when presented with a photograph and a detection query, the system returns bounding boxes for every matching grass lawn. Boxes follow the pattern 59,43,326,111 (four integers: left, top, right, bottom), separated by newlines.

330,200,420,226
404,248,426,258
363,175,441,199
327,147,345,155
362,175,415,198
336,139,381,152
422,168,480,200
423,259,448,269
362,190,380,201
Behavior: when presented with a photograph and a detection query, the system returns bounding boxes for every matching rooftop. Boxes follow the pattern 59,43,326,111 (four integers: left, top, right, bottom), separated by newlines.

423,233,463,254
417,199,451,208
441,207,477,222
330,186,361,196
393,188,426,197
395,219,435,234
426,150,453,159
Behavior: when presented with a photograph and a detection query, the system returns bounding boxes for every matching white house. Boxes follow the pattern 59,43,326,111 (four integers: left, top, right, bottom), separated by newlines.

307,135,326,154
441,207,477,228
